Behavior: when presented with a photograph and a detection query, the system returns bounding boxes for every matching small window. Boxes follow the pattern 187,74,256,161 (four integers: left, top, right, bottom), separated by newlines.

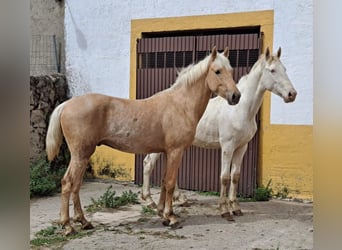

184,51,193,66
157,52,165,68
196,51,208,62
141,53,147,68
147,52,156,68
175,52,184,67
248,49,259,67
238,50,248,67
165,52,174,68
229,50,237,68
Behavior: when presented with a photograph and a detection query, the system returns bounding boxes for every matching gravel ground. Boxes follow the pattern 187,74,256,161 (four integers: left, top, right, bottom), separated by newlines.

30,180,313,250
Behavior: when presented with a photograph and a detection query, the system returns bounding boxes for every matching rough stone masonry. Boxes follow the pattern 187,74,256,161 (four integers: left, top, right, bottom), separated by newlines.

30,74,69,163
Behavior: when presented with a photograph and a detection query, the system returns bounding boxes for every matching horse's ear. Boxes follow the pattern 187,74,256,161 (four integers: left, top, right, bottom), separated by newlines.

265,47,270,60
277,47,281,58
223,47,229,57
211,46,217,59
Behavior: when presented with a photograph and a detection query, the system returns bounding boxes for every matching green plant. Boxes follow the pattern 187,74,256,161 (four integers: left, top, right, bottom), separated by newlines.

254,179,273,201
275,186,289,199
30,142,71,197
86,185,139,212
35,225,58,237
197,191,220,196
97,164,129,179
141,206,157,215
30,155,67,197
30,225,94,247
237,196,255,202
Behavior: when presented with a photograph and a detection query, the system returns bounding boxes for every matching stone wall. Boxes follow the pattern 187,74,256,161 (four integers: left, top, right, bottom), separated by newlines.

30,74,69,163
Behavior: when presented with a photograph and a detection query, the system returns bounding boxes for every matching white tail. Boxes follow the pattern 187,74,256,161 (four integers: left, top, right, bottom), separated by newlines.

46,102,66,161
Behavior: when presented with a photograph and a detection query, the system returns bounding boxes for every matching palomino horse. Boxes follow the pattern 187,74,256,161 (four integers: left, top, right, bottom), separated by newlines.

142,47,297,221
46,47,240,235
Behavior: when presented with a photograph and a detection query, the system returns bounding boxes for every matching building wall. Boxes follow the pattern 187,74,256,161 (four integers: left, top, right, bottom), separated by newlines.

65,0,313,199
30,0,65,74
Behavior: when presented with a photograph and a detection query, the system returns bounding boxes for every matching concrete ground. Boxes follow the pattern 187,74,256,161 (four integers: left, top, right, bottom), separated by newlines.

30,180,313,250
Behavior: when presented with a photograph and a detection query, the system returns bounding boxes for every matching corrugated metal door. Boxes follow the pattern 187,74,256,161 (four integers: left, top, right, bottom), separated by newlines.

135,29,261,197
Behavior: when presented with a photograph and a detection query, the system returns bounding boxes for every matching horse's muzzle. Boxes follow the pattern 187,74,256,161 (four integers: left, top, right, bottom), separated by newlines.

284,89,297,103
228,91,241,105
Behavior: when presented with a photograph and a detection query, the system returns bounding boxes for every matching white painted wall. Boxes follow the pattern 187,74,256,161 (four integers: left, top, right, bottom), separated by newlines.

64,0,313,125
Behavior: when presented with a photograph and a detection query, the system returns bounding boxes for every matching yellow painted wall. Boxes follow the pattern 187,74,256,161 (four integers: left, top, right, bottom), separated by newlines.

91,146,134,181
259,94,313,200
92,10,313,200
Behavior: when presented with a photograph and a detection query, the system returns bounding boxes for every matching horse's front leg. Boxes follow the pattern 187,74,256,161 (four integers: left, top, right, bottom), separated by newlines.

142,153,161,208
219,146,234,221
157,149,184,228
229,144,248,216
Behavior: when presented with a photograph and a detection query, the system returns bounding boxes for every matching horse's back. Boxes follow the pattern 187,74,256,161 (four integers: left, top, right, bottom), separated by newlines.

59,93,167,154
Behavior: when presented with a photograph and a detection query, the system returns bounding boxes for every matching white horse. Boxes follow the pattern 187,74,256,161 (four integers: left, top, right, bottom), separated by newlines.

142,47,297,221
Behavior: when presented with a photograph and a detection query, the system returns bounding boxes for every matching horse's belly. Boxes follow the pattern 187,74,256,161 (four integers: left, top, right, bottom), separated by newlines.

101,137,164,154
101,125,165,154
193,122,220,149
192,138,220,149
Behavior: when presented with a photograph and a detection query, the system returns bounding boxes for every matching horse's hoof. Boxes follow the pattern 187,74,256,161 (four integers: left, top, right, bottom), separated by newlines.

162,219,170,226
64,226,76,236
82,221,94,230
147,202,157,209
170,221,183,229
221,212,235,221
232,210,243,216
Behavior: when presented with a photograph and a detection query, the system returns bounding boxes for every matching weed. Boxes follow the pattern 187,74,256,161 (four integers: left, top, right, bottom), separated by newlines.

30,143,71,197
30,155,67,197
137,217,151,223
197,191,220,196
97,164,129,179
141,206,157,215
254,179,273,201
90,156,130,180
275,186,289,199
35,225,59,237
30,225,94,247
238,196,256,202
86,185,138,212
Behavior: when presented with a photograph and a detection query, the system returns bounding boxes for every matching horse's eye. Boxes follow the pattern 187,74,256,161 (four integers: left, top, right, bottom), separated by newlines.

215,70,221,75
270,69,275,73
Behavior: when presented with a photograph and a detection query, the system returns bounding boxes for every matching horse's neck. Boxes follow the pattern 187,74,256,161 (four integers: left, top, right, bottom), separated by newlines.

173,75,211,123
238,63,266,119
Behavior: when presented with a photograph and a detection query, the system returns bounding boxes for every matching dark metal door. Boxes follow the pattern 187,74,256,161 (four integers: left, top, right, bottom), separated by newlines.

135,29,261,197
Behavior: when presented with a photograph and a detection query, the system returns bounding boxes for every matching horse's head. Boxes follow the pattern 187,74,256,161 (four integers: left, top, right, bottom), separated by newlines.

206,47,240,105
260,47,297,103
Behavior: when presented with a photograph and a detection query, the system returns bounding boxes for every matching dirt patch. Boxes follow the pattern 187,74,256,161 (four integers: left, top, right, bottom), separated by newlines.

30,181,313,249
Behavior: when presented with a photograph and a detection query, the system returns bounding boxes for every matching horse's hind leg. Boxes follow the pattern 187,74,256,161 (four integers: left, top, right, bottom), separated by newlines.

229,144,248,216
60,157,92,235
60,159,76,235
142,153,161,208
173,181,189,206
71,159,94,230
